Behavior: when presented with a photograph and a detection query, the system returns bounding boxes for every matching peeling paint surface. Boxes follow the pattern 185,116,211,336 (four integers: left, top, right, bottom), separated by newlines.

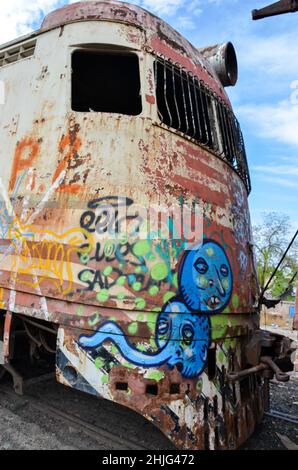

0,0,263,450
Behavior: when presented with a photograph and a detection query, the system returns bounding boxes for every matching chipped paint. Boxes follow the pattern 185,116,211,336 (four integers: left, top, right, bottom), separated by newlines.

0,0,265,451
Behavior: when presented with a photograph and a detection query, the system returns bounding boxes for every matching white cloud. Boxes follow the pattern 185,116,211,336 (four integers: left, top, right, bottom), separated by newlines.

177,16,197,30
237,99,298,147
238,32,298,78
254,175,297,189
0,0,63,44
252,164,298,176
135,0,188,16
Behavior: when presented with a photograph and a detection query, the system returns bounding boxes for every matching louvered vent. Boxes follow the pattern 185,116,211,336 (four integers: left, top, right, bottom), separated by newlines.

0,39,36,68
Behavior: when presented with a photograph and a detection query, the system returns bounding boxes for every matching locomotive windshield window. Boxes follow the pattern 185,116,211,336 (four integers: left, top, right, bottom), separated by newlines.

154,60,214,147
72,51,142,115
154,58,251,193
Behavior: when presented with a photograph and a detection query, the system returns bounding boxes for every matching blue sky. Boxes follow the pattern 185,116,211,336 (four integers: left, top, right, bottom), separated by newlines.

1,0,298,232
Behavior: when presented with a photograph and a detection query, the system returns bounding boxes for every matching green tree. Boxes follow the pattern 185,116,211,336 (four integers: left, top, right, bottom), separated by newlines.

253,212,297,300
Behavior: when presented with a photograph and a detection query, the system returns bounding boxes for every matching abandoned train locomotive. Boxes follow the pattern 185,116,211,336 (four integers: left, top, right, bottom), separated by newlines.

0,0,289,450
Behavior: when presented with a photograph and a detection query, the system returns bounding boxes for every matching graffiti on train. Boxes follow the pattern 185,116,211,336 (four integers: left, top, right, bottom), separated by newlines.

79,239,232,377
179,240,233,313
76,196,190,305
0,169,93,295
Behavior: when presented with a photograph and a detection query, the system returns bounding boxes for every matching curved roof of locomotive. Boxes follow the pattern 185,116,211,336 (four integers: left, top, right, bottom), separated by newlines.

40,0,230,104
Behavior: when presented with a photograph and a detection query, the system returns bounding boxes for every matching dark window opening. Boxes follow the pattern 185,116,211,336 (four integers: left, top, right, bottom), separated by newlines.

146,384,158,396
116,382,128,391
154,57,251,194
170,383,180,394
72,50,142,115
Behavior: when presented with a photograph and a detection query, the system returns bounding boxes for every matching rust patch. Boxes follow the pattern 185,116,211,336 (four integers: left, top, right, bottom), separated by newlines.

146,94,155,105
9,138,40,192
156,23,186,55
52,122,83,194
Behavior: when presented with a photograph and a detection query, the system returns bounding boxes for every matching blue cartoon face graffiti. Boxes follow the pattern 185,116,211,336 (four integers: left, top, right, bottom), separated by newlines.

79,300,210,378
78,240,232,378
156,301,210,377
179,240,232,313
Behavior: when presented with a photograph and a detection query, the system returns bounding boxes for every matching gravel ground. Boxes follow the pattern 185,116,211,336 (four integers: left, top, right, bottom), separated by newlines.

241,375,298,450
0,373,297,450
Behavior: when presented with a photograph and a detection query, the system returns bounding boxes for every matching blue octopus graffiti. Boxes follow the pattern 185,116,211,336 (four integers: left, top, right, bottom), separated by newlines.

79,239,233,378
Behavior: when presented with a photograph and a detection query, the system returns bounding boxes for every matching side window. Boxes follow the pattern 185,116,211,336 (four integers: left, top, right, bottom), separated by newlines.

72,51,142,115
153,57,251,193
154,59,215,148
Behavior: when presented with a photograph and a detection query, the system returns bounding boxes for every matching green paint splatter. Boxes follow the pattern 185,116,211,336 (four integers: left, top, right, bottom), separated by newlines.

136,343,146,352
147,370,165,382
149,286,159,296
211,315,227,340
80,271,93,282
196,379,203,393
128,322,138,335
133,240,151,257
123,361,135,370
198,275,208,287
119,233,128,245
101,375,109,384
88,313,102,326
117,276,126,286
147,312,157,334
95,358,104,369
151,263,168,281
150,338,158,351
135,298,146,310
135,266,142,274
80,254,90,264
104,241,115,257
206,247,214,256
117,293,125,300
96,289,109,303
133,282,142,292
110,345,118,355
77,306,84,317
103,266,113,277
225,338,237,350
218,351,225,363
172,273,178,289
137,313,144,321
163,292,176,304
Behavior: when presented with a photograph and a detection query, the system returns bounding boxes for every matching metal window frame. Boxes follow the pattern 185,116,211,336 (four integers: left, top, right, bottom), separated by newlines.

153,55,251,194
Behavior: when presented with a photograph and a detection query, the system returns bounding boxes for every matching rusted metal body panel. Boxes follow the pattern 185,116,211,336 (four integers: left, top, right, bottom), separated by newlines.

0,1,263,449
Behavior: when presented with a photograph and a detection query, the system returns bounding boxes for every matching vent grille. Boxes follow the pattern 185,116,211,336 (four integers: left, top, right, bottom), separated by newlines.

0,39,36,68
